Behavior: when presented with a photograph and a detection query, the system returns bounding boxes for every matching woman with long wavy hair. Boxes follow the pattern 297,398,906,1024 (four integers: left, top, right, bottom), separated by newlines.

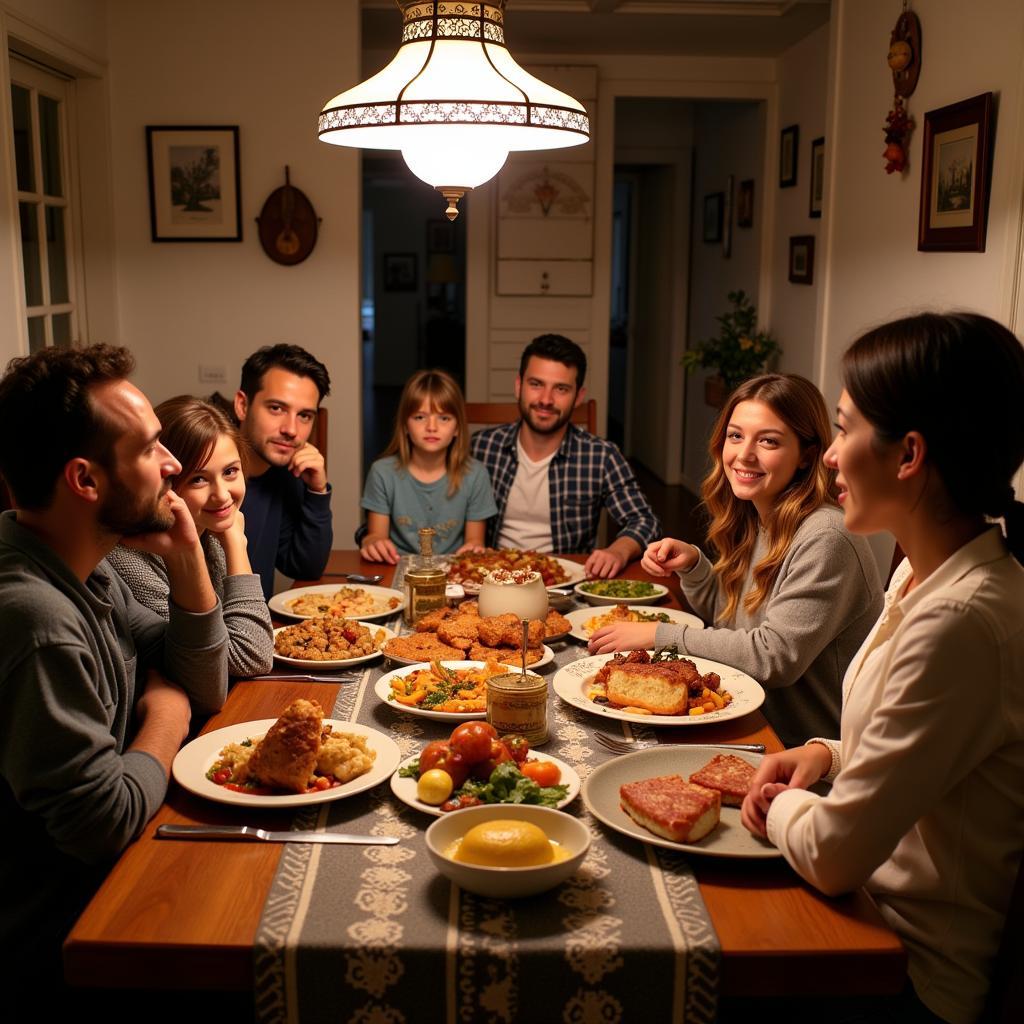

590,373,883,745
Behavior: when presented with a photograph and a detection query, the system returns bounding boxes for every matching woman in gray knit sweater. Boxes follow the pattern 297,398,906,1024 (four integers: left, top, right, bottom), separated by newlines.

589,374,882,745
107,396,274,677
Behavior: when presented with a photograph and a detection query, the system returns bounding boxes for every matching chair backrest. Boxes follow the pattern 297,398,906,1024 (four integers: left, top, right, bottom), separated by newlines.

465,399,597,435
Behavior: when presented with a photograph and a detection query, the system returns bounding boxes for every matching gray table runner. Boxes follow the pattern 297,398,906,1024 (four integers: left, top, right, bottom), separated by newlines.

254,597,721,1024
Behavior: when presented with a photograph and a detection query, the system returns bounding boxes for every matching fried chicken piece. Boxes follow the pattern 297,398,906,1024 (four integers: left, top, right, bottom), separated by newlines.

437,615,481,651
456,600,479,617
544,609,571,637
415,605,454,633
477,613,545,648
238,699,323,793
384,633,464,662
469,642,544,667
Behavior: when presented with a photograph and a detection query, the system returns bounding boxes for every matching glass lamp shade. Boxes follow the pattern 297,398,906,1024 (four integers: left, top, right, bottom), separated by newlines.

319,1,589,215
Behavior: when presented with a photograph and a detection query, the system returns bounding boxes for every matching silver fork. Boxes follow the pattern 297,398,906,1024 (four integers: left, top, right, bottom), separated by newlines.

594,731,765,755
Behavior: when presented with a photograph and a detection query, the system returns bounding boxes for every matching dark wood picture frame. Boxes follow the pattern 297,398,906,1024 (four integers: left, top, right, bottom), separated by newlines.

737,179,754,228
383,252,418,291
780,124,799,188
789,235,815,284
918,92,994,252
702,192,724,243
809,136,825,218
146,125,241,242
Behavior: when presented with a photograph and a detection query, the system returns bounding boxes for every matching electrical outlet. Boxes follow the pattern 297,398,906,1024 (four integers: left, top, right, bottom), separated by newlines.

199,364,227,385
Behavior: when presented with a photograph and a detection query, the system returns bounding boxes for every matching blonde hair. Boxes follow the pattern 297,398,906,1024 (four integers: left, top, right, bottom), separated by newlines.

382,369,470,496
701,374,838,624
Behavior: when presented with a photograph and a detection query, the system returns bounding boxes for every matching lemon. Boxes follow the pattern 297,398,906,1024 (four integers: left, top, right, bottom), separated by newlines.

417,768,454,805
453,820,555,867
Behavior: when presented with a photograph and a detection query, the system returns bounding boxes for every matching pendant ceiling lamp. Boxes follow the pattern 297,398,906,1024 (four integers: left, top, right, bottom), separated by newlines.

318,0,590,219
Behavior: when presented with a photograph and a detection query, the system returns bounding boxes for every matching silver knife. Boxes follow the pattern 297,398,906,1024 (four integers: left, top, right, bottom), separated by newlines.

156,824,398,845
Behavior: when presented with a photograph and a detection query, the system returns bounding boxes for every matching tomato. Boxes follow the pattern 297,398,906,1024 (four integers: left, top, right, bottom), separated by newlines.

313,776,332,791
417,769,454,805
212,769,231,785
449,722,495,763
441,794,484,813
501,734,530,764
521,760,561,787
418,740,469,788
471,739,513,780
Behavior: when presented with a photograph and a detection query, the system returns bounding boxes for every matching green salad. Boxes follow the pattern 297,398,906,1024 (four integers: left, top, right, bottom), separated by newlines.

578,579,660,598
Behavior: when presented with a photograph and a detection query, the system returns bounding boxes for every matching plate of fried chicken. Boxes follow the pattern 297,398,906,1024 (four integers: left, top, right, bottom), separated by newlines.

382,600,570,668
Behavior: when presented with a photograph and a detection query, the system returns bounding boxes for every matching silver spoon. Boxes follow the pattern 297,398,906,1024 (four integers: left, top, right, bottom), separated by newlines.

520,618,529,677
320,572,384,584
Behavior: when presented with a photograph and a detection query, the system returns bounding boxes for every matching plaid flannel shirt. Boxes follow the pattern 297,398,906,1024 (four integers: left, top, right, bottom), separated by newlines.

469,421,660,553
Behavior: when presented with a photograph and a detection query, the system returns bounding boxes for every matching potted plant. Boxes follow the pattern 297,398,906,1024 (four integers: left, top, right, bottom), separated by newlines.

682,290,781,406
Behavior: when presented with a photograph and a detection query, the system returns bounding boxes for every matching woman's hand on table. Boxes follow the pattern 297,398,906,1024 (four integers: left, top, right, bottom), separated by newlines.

588,621,658,654
740,744,832,838
360,535,400,565
642,538,699,577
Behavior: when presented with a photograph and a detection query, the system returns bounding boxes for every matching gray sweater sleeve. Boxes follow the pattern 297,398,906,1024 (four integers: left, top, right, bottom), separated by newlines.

222,573,275,677
672,547,720,623
654,526,877,689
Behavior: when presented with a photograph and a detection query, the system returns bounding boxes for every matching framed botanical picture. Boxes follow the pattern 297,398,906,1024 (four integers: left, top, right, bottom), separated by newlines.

702,192,724,243
918,92,994,252
789,235,815,285
146,126,241,242
737,179,754,228
809,136,825,218
383,252,417,291
779,124,799,188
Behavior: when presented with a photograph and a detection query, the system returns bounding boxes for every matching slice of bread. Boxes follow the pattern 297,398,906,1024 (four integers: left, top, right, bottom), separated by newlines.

619,774,721,842
688,753,756,807
606,663,692,715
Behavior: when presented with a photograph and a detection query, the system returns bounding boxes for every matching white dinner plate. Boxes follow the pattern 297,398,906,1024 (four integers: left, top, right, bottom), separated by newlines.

268,583,406,622
456,555,586,594
563,605,703,643
573,580,670,606
384,643,555,670
272,622,396,669
552,652,765,727
172,719,401,808
390,749,581,817
582,745,781,859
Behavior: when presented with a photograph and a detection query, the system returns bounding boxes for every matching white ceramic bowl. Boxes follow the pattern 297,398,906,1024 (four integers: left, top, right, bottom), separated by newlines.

425,804,590,899
573,580,669,606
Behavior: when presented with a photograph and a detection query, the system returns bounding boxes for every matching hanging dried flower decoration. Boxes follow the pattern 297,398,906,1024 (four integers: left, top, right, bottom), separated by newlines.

883,3,922,175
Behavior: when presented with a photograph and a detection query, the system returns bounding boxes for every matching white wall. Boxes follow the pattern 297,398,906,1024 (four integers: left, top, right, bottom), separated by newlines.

683,99,766,488
772,20,829,381
105,0,362,538
820,0,1024,399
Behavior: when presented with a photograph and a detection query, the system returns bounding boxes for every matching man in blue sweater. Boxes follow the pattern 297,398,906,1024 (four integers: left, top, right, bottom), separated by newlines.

234,344,333,598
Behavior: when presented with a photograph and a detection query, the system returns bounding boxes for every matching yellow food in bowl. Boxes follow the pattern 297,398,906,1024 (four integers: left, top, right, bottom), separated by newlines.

445,819,570,867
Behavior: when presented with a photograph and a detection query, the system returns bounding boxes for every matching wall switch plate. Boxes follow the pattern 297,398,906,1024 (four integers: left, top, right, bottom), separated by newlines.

199,364,227,385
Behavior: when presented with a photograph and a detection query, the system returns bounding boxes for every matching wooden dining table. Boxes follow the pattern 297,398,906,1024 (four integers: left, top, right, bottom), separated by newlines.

64,551,905,999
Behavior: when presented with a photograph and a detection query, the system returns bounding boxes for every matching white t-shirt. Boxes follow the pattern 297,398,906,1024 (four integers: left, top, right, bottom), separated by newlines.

497,440,555,552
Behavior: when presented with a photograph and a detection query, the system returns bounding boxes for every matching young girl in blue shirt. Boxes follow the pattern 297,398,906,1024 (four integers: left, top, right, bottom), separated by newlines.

360,369,497,564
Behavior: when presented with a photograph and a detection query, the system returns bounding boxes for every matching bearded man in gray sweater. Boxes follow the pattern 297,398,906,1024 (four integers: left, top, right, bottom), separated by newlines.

0,345,228,998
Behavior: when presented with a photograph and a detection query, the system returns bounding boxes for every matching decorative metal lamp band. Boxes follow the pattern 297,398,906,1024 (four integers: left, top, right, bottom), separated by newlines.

320,103,589,134
400,1,506,44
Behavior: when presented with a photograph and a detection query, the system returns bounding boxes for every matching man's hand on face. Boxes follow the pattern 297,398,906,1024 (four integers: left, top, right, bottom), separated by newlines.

290,443,328,493
122,489,201,557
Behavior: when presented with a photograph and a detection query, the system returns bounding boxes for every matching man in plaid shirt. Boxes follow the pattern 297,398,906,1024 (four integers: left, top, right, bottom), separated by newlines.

470,335,659,578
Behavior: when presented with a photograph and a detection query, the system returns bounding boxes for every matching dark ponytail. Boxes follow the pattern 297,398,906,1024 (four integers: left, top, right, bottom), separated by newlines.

842,312,1024,564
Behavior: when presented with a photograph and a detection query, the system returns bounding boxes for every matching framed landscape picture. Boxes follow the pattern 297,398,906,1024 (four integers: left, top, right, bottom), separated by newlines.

789,235,815,285
779,124,798,187
809,136,825,218
918,93,994,252
146,126,241,242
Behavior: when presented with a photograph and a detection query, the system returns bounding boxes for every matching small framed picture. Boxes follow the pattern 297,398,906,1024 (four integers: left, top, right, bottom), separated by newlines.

789,235,815,285
146,126,241,242
737,179,755,228
722,175,733,258
780,124,799,188
383,252,417,291
918,92,994,252
703,192,724,243
809,136,825,218
427,219,455,254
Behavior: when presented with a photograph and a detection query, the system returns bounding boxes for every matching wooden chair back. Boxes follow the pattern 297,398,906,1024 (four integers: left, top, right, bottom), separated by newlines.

465,399,596,435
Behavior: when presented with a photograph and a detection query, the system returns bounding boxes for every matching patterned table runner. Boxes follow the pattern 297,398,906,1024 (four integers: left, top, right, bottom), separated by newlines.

254,594,721,1024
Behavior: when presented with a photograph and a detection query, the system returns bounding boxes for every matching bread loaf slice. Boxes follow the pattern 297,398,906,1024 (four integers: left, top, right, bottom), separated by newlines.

619,774,721,842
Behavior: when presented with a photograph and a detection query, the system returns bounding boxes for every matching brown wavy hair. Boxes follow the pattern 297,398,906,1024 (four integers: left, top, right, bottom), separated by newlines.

154,396,246,488
382,369,470,496
701,373,838,623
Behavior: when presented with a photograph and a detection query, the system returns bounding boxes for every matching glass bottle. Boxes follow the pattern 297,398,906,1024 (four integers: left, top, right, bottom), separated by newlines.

403,527,447,625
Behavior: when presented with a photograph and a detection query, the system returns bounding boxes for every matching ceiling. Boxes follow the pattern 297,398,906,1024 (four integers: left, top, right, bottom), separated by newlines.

361,0,832,59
